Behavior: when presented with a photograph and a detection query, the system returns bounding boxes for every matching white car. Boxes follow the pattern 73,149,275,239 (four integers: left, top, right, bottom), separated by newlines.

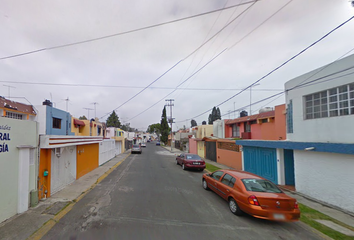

131,144,142,154
141,143,146,147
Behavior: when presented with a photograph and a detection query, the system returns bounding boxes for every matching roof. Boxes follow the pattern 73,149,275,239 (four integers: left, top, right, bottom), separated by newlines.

0,96,36,115
202,136,218,141
226,110,275,125
73,119,85,126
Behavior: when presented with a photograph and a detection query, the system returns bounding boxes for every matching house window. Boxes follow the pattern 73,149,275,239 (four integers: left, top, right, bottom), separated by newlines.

244,123,251,132
232,124,239,137
304,83,354,119
287,100,293,133
5,112,23,119
53,117,61,129
261,119,268,123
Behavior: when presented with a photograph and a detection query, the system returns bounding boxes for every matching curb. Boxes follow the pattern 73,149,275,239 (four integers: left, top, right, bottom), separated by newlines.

27,153,130,240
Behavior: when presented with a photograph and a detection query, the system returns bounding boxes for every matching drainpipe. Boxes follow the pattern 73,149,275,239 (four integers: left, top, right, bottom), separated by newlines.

90,119,93,136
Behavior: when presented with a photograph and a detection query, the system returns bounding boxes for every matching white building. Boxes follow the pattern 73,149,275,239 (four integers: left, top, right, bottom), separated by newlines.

284,54,354,213
237,54,354,214
0,98,38,223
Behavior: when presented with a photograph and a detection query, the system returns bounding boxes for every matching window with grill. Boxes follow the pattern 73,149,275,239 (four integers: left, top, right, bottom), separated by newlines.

304,83,354,119
5,112,23,119
53,117,61,129
287,100,293,133
232,124,239,137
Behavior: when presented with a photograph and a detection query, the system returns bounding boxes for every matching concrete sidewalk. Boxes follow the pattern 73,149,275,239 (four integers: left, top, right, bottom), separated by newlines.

162,145,354,234
0,151,131,240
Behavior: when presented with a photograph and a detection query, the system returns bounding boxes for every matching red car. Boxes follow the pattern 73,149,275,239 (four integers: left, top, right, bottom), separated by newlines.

176,153,205,171
202,169,300,221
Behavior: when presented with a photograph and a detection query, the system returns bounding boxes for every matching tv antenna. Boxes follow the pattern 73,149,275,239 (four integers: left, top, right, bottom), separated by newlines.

3,85,16,98
83,107,94,120
91,102,99,119
63,97,70,112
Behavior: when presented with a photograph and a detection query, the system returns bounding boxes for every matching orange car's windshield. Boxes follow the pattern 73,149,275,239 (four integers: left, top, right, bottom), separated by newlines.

241,179,282,193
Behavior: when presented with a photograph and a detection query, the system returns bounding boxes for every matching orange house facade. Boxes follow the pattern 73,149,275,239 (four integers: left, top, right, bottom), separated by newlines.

38,136,102,200
225,104,286,141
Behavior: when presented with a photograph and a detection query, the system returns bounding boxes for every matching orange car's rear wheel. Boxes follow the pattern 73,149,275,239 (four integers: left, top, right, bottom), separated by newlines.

229,198,243,216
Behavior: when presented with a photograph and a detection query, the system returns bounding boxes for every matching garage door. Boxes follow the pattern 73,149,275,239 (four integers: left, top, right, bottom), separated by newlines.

243,146,278,184
205,141,217,162
51,147,76,195
115,141,122,155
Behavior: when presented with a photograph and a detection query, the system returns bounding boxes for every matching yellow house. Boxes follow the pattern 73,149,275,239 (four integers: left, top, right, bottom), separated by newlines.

196,125,213,159
71,118,104,136
0,96,36,120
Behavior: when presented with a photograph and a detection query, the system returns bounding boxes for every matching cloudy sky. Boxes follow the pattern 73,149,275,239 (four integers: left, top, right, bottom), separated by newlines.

1,0,353,131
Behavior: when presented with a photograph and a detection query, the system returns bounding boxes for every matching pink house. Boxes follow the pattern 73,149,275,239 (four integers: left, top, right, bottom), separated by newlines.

225,104,286,141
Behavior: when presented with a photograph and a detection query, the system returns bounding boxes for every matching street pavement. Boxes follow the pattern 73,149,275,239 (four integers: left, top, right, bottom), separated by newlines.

0,143,353,239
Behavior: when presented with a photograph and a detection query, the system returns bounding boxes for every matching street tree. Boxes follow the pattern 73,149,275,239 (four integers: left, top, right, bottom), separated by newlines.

160,106,169,144
190,119,197,127
106,111,121,128
79,115,87,120
147,123,161,135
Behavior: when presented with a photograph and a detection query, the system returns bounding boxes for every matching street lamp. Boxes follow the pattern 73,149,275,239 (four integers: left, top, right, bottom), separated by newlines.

250,83,260,115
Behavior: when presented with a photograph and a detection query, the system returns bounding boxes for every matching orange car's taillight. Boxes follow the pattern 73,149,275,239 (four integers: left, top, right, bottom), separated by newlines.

248,195,260,206
294,201,299,209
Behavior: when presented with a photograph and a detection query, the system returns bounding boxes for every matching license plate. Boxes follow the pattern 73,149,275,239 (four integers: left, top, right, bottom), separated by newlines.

193,162,200,165
273,213,285,220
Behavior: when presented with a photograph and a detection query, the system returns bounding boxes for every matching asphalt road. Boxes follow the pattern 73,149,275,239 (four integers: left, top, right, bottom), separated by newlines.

42,143,324,240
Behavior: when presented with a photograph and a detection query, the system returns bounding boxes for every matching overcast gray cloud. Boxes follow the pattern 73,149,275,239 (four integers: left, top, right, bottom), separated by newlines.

1,0,353,130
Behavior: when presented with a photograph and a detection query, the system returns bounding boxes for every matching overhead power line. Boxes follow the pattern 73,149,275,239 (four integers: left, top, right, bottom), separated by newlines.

0,80,282,91
0,0,258,60
126,49,228,122
209,66,354,120
187,15,354,121
99,1,258,120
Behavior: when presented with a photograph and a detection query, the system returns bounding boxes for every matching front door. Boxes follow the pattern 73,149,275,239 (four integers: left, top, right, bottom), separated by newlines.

284,149,295,185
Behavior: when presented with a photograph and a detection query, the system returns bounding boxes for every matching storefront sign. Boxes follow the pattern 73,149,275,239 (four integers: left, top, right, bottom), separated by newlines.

0,125,11,153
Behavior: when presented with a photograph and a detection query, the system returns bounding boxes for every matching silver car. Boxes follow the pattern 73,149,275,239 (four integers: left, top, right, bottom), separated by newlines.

131,144,142,154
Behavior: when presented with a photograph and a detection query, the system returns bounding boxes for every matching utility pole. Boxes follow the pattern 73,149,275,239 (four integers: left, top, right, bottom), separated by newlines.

165,99,174,152
83,107,94,120
3,85,16,98
91,102,99,119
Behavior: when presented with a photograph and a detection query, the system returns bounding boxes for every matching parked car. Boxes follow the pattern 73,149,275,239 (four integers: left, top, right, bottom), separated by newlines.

156,141,160,146
202,170,300,221
176,153,205,171
141,143,146,147
131,144,142,154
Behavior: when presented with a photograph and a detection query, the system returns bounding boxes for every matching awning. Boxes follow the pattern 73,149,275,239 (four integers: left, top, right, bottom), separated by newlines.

74,119,85,126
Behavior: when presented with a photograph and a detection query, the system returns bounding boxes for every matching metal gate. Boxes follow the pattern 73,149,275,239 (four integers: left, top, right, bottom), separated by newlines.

205,141,217,162
51,148,76,195
243,146,277,184
115,141,122,155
